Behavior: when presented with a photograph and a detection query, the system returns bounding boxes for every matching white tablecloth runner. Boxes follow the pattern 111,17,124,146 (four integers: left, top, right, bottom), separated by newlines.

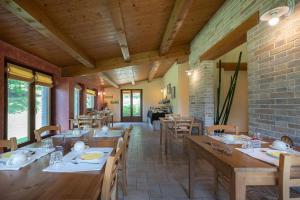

52,130,89,138
0,147,55,171
93,130,123,138
209,134,252,144
236,148,300,166
43,147,113,173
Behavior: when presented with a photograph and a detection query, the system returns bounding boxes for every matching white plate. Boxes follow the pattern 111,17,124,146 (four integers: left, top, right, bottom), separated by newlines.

269,145,288,151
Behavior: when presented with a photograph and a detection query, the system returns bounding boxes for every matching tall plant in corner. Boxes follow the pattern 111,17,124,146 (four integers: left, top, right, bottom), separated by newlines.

214,52,242,125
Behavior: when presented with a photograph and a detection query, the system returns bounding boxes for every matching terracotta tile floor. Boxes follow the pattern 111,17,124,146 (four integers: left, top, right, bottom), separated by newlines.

116,123,280,200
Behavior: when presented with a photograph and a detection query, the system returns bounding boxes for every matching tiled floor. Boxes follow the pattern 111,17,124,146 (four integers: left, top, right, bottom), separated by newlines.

117,123,278,200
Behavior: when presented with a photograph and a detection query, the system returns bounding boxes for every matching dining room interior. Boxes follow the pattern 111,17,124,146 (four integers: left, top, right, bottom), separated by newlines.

1,0,300,200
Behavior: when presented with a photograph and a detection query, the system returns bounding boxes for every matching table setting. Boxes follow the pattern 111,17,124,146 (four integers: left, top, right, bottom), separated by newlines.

0,139,55,171
236,139,300,166
43,141,113,173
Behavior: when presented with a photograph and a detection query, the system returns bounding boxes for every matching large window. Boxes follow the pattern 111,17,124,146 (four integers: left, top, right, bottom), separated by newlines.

6,63,53,144
74,86,81,118
7,79,30,144
86,89,96,109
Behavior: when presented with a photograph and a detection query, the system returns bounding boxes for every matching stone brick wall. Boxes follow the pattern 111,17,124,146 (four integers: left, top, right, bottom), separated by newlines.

189,0,283,66
247,3,300,143
189,61,215,129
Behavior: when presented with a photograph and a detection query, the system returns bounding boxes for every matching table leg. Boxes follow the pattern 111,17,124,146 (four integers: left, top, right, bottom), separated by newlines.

160,121,163,145
164,122,168,155
230,171,246,200
188,143,196,198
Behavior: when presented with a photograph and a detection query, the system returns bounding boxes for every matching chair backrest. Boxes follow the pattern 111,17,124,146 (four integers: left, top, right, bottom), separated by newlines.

207,125,239,135
0,137,17,151
101,143,123,200
78,119,93,128
166,113,180,119
34,125,61,142
174,117,194,135
279,154,300,200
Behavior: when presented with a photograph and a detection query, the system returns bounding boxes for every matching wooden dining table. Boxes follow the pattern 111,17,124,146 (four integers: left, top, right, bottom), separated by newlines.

0,128,123,200
186,135,300,200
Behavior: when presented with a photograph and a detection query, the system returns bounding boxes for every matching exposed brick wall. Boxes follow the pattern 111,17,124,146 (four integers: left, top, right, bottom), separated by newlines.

248,3,300,143
189,0,284,66
189,61,215,129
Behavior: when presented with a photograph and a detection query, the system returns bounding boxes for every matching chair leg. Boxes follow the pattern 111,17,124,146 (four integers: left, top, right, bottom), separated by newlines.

122,167,128,196
214,168,219,199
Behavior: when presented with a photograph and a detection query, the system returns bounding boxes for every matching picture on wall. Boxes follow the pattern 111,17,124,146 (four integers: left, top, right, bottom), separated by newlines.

167,83,171,94
171,86,176,99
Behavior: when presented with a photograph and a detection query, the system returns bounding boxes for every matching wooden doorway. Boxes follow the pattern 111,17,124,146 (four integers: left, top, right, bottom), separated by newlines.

121,89,143,122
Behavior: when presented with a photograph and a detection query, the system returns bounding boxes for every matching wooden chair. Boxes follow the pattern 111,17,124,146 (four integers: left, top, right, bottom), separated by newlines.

279,154,300,200
34,125,61,142
173,117,194,138
0,137,17,151
101,141,123,200
118,129,130,196
206,124,239,197
78,118,93,128
207,124,239,135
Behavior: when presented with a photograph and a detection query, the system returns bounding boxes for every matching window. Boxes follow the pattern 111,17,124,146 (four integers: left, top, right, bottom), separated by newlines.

86,89,96,109
7,79,30,144
74,86,81,118
6,63,53,144
35,85,51,134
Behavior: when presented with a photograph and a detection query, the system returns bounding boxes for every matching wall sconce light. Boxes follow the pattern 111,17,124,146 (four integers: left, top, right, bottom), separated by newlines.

260,0,295,26
185,69,193,76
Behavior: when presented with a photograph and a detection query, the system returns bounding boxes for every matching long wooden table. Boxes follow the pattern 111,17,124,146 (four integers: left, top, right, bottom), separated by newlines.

187,135,279,200
0,129,122,200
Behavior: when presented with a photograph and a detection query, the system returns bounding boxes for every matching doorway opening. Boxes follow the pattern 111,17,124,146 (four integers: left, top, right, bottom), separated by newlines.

121,89,143,122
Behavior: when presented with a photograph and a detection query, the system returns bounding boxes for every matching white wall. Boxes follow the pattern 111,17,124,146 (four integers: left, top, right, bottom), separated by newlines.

104,79,164,122
163,62,189,116
215,43,248,132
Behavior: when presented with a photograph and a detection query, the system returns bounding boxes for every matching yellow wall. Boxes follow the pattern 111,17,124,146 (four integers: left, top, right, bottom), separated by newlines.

215,43,248,132
163,62,189,116
103,78,163,122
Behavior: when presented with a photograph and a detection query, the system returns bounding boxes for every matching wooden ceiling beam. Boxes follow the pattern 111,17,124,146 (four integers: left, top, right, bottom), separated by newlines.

102,0,130,61
218,62,247,71
98,72,119,88
148,61,160,82
160,0,194,55
0,0,95,68
62,45,189,77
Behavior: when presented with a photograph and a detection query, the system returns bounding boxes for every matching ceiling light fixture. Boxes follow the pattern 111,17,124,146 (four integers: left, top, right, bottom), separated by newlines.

185,69,193,76
260,0,295,26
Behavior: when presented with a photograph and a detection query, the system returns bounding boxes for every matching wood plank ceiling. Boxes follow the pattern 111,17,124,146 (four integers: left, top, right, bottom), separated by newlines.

0,0,225,87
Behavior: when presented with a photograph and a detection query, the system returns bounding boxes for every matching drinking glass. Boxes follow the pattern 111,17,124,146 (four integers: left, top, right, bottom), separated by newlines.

42,139,53,153
242,140,254,152
49,151,63,169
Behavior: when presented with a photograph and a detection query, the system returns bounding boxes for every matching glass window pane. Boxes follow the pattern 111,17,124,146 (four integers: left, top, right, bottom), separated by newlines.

122,91,131,117
86,94,94,109
74,88,80,118
132,92,141,116
35,85,50,136
7,79,30,144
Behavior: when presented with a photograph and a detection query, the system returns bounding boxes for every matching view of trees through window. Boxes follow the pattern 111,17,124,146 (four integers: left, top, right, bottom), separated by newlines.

86,94,95,109
7,79,30,144
7,80,51,144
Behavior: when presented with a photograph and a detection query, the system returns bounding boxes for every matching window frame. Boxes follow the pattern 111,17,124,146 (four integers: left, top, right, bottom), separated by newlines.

4,59,54,147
